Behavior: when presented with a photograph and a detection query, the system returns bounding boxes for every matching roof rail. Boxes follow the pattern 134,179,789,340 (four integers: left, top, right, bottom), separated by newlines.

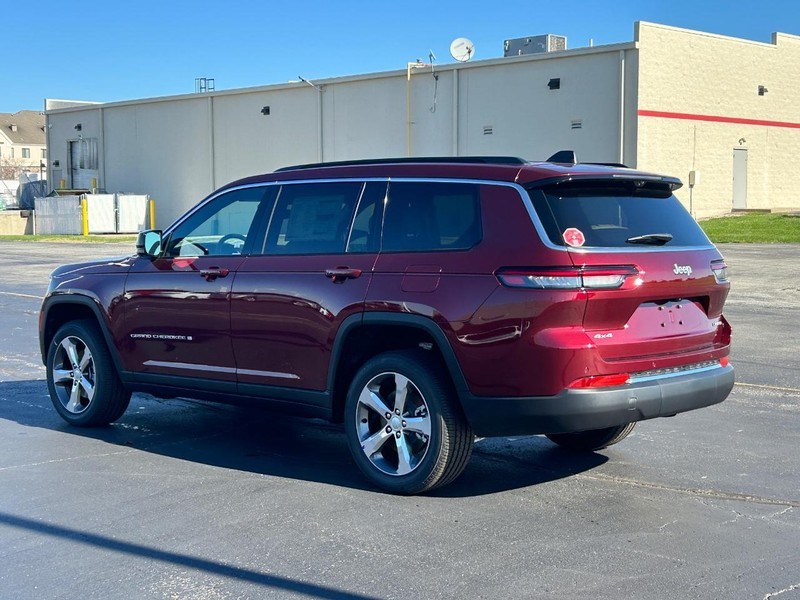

275,156,528,172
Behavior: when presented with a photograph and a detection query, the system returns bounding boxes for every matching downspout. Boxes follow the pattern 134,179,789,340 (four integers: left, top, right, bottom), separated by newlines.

318,86,324,162
44,101,51,193
208,96,216,191
99,107,106,190
618,50,626,164
452,68,459,155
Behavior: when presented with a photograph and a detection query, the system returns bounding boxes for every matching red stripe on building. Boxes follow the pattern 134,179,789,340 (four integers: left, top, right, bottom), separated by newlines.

638,109,800,129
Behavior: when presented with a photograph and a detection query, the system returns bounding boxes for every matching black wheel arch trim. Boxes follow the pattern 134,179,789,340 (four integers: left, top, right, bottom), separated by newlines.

328,312,470,394
40,294,126,375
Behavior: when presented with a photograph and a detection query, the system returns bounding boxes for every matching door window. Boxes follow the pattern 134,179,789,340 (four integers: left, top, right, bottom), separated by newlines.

263,182,363,255
165,187,271,257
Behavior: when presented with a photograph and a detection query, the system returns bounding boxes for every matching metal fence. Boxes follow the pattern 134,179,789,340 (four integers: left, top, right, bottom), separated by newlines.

34,194,151,235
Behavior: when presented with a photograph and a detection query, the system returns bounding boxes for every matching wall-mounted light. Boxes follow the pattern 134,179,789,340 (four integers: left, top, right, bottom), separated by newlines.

758,85,768,96
738,138,746,145
261,106,271,116
74,123,82,131
548,78,561,90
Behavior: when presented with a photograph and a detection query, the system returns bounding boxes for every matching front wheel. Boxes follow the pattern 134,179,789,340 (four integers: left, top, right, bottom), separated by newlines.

46,320,131,427
545,422,636,452
344,351,473,494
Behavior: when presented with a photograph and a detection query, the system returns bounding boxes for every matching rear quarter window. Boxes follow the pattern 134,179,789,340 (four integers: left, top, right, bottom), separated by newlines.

528,181,711,248
382,181,481,252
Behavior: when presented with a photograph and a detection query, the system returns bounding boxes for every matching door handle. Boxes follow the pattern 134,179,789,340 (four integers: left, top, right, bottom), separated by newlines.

200,267,230,281
325,267,362,283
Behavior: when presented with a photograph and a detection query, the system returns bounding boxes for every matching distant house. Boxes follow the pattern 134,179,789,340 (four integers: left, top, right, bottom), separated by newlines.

0,111,46,180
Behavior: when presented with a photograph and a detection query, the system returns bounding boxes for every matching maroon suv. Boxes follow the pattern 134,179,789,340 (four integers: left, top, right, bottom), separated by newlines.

39,155,734,494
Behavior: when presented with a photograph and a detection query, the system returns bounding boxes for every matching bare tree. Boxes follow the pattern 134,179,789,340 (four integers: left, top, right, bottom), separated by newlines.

0,156,29,180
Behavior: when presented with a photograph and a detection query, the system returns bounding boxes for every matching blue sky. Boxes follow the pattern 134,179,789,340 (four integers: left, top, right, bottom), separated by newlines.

5,0,798,114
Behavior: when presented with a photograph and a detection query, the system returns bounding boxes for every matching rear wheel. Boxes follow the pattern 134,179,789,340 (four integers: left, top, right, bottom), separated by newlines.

546,422,636,452
46,320,131,427
344,350,473,494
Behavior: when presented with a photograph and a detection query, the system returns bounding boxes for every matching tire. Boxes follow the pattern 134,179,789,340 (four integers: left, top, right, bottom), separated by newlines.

46,320,131,427
344,350,473,494
545,422,636,452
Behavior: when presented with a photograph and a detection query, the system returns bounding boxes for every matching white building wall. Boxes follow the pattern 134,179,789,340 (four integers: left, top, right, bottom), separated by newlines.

103,99,212,227
635,22,800,217
213,87,320,183
44,43,635,228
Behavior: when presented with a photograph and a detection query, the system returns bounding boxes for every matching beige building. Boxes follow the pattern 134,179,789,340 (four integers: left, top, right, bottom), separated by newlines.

44,22,800,226
0,111,46,180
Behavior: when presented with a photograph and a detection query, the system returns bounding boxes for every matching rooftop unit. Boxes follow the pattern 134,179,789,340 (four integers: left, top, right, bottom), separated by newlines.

504,34,567,57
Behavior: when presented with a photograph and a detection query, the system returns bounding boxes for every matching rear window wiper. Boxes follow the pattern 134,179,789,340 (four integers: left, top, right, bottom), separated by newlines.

626,233,673,245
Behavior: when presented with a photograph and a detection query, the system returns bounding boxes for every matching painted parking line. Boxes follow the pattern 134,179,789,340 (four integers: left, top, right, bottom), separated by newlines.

736,382,800,394
0,291,43,300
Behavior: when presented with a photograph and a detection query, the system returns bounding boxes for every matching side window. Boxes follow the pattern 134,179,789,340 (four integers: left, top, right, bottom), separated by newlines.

382,182,481,252
165,187,269,257
263,182,363,255
347,182,386,253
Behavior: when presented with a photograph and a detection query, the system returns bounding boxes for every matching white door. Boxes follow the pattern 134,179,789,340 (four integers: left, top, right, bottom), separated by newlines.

732,148,747,210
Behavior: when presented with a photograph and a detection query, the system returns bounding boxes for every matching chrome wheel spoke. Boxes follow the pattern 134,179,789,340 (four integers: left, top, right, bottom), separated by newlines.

393,375,410,415
79,376,95,401
404,416,431,438
52,368,72,384
360,428,392,457
395,434,413,475
65,382,82,413
358,386,391,419
78,347,93,371
62,339,80,369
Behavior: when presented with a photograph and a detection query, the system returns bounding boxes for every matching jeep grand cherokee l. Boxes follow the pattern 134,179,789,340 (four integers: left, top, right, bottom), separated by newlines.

40,155,734,494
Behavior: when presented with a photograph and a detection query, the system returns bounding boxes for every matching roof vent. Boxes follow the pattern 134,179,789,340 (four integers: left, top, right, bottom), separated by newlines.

10,124,17,132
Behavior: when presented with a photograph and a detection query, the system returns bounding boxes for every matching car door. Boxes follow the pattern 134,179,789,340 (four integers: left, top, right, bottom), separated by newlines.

231,181,385,402
120,186,270,386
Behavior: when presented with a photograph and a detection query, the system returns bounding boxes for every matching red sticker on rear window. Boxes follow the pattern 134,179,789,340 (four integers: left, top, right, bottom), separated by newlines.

563,227,586,247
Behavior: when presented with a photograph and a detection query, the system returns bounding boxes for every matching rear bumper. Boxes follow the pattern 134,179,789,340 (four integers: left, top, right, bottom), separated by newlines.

460,365,734,437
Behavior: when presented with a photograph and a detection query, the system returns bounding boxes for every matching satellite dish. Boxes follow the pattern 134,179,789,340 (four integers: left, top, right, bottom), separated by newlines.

450,37,475,62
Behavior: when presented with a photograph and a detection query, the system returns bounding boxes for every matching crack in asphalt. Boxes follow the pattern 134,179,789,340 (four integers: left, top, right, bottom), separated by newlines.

574,472,800,508
764,583,800,600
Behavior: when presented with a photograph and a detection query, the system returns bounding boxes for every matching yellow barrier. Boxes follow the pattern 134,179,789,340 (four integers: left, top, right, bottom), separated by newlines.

80,198,89,236
149,198,156,229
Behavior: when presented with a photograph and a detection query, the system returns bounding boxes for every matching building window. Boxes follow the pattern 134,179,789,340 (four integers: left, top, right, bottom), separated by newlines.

22,148,31,158
42,148,47,159
10,148,14,158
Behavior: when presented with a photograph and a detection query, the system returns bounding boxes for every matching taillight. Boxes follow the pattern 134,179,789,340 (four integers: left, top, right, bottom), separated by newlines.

496,266,639,290
567,373,631,388
711,259,728,283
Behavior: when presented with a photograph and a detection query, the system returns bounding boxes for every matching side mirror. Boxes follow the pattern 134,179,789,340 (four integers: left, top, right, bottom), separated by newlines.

136,229,163,257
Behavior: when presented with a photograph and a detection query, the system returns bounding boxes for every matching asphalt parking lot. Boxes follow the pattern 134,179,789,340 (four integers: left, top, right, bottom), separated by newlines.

0,240,798,600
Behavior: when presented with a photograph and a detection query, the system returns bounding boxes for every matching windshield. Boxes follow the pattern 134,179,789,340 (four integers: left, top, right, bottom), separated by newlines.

528,181,711,248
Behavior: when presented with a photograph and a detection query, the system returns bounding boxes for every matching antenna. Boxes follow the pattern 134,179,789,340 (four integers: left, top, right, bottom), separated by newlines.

450,38,475,62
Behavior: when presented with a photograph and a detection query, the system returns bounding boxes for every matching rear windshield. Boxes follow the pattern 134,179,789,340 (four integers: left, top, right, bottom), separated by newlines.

528,181,711,248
